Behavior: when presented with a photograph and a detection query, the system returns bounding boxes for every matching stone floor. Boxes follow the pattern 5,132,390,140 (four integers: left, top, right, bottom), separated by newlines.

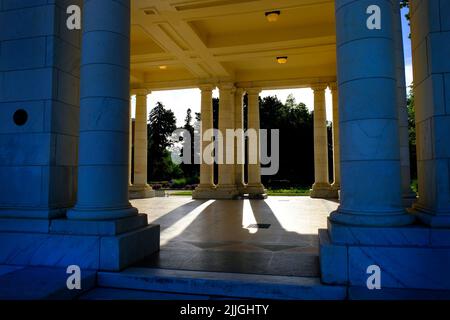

0,196,342,300
132,196,338,277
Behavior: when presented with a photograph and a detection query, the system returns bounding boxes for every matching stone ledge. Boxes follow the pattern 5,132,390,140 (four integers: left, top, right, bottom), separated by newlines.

0,218,50,233
97,267,347,300
0,266,96,300
348,286,450,300
348,245,450,290
50,214,148,236
0,224,160,271
320,223,450,291
327,218,433,246
318,229,348,285
100,224,160,271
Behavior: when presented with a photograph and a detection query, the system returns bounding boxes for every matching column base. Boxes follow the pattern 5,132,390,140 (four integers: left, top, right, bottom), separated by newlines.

245,183,267,199
192,185,216,199
0,215,160,271
331,182,340,191
411,203,450,227
236,183,246,194
215,184,240,200
402,190,417,207
319,220,450,291
310,183,338,199
331,183,341,200
129,184,155,199
67,205,138,221
329,208,415,227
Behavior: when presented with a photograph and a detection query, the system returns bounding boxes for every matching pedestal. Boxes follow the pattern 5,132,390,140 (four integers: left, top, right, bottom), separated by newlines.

129,184,156,199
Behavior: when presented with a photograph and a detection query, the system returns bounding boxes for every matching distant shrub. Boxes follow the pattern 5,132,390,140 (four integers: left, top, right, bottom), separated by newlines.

151,184,162,190
171,178,187,189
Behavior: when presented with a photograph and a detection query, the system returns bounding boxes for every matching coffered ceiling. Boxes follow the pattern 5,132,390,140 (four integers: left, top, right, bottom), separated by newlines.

130,0,337,90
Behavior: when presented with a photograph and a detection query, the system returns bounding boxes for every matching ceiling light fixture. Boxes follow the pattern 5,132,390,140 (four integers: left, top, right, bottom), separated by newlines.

265,10,281,22
159,65,168,70
276,56,288,64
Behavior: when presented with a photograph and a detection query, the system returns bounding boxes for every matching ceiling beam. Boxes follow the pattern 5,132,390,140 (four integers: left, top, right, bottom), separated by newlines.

135,0,334,23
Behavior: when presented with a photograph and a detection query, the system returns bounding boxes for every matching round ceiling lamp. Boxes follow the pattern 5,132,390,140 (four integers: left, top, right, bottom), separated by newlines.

276,56,288,64
265,10,281,22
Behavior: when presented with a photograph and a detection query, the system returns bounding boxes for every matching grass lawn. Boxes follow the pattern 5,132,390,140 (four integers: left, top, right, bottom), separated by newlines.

168,190,194,196
266,188,311,196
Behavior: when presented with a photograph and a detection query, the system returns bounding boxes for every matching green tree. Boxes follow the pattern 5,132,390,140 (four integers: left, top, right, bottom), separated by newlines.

400,0,410,30
406,86,417,181
407,86,415,145
147,102,178,181
259,95,315,187
180,108,199,182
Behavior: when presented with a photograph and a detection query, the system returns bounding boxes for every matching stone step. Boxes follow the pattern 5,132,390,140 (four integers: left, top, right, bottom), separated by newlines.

79,287,218,300
0,265,96,300
97,267,346,300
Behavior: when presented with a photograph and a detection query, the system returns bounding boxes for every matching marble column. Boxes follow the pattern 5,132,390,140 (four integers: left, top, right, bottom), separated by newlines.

330,0,413,226
330,82,340,192
234,88,245,193
129,89,154,198
393,0,416,205
411,0,450,226
311,84,336,199
246,87,266,198
67,0,137,220
216,83,239,199
129,96,133,187
193,84,216,199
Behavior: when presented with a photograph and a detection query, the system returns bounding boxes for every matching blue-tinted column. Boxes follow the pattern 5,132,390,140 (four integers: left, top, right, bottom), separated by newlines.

411,0,450,226
330,0,414,226
67,0,137,220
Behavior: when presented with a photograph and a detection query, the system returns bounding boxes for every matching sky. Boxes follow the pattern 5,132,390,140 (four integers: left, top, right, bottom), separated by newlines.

133,8,413,127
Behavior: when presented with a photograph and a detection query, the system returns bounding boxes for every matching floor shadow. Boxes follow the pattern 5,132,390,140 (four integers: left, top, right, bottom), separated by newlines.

147,199,208,232
135,197,326,277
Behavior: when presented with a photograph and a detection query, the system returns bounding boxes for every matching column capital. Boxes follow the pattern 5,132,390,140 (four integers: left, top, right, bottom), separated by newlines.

131,88,151,96
329,82,338,92
218,82,235,92
246,87,262,96
311,83,328,92
235,87,245,96
198,84,215,92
